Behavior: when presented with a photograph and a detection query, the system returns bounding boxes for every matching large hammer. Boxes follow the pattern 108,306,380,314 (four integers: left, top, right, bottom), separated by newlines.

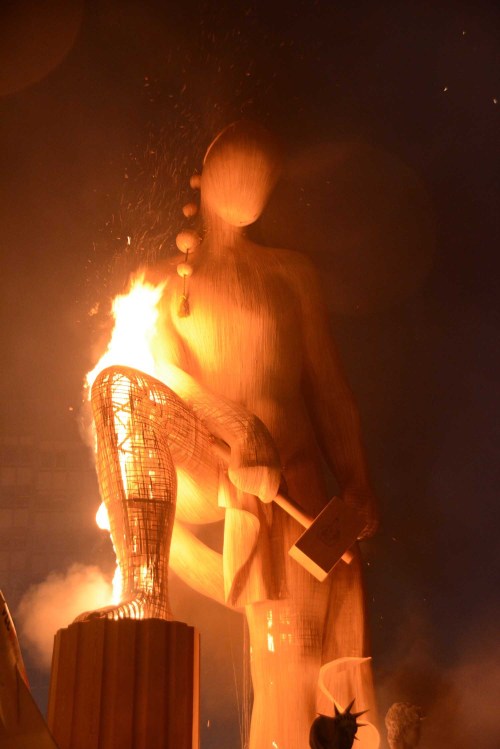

274,488,363,581
211,440,364,581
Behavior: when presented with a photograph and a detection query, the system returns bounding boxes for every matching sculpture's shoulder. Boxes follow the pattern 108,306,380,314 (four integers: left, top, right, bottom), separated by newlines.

264,245,322,300
271,245,315,271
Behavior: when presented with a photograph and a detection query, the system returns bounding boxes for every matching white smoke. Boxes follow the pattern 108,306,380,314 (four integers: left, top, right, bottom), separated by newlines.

376,605,500,749
16,564,112,669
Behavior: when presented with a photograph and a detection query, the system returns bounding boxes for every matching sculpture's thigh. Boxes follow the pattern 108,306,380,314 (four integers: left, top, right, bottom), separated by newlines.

173,431,223,525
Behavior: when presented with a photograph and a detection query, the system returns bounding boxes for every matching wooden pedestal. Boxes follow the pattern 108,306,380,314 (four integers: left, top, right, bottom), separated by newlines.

47,619,199,749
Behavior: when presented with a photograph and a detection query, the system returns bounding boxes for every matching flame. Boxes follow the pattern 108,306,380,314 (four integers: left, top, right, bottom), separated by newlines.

95,502,110,531
87,272,166,605
111,567,123,606
86,272,166,389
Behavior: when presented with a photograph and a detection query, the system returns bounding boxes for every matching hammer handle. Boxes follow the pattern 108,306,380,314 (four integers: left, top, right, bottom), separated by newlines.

273,486,314,528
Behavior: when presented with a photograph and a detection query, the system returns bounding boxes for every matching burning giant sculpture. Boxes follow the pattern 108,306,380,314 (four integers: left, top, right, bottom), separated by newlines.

80,121,381,748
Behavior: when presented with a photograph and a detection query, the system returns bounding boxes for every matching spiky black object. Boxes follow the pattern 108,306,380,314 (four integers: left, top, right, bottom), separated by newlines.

309,699,368,749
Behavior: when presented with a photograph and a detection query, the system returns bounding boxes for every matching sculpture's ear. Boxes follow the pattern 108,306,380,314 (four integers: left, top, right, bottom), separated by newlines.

201,121,283,227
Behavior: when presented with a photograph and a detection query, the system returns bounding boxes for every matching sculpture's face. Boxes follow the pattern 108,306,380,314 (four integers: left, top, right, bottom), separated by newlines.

201,122,281,227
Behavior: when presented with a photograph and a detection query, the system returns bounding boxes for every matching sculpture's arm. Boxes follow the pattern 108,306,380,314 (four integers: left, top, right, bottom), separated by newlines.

288,253,379,539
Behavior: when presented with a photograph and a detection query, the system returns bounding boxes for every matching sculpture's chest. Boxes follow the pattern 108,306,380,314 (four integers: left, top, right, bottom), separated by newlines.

170,258,302,393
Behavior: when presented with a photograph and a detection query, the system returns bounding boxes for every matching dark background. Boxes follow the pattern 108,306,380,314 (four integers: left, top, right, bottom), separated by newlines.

0,1,499,747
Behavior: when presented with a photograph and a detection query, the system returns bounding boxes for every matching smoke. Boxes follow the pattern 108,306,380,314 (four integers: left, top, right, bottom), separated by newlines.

421,622,500,749
16,564,112,670
376,605,500,748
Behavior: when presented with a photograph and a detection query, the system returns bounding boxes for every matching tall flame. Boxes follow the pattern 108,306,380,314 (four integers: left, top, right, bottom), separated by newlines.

86,272,166,390
87,272,166,603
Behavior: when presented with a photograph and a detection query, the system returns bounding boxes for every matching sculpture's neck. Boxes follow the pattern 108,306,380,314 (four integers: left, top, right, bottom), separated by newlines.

205,219,244,255
199,203,247,259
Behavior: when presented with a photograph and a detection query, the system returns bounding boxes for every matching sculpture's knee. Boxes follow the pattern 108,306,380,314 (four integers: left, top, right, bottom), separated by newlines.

92,365,149,408
90,365,186,427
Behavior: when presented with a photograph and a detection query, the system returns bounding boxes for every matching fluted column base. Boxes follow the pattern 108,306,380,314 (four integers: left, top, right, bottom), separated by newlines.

48,619,199,749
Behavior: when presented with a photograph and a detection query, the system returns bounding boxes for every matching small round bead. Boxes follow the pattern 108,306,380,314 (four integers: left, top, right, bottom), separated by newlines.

182,202,198,218
177,262,193,278
176,230,201,252
189,174,201,189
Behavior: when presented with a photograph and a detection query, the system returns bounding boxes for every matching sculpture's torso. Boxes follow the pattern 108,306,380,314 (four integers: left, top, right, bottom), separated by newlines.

151,237,329,512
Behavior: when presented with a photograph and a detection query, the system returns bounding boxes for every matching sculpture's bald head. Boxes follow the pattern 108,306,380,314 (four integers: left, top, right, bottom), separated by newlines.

201,121,282,227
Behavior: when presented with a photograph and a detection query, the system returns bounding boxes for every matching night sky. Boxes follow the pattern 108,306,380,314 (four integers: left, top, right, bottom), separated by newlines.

1,1,499,747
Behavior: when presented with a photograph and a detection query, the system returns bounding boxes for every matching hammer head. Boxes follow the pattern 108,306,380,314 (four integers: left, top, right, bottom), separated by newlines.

289,497,364,581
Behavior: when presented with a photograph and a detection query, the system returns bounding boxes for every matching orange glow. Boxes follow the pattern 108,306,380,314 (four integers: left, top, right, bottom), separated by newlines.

267,609,275,653
87,273,166,605
86,272,166,390
95,503,109,531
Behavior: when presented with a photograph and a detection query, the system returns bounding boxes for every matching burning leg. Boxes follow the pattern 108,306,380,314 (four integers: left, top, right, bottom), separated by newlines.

77,366,199,621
